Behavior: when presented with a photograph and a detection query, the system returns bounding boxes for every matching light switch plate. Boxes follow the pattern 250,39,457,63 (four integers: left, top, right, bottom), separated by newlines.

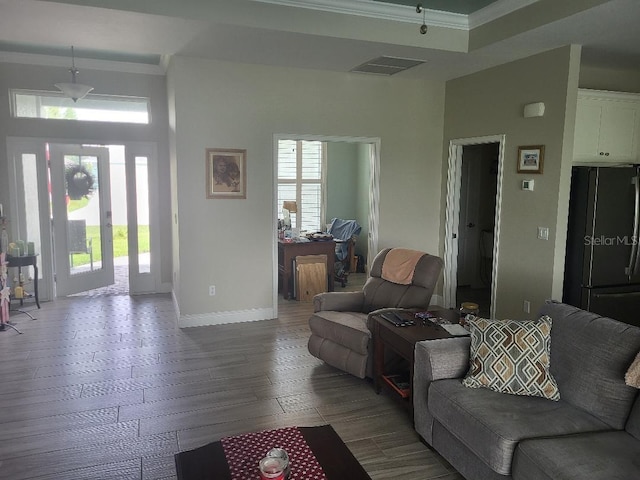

537,227,549,240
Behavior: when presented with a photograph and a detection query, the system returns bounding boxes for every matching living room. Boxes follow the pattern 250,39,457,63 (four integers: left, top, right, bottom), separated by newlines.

1,1,640,478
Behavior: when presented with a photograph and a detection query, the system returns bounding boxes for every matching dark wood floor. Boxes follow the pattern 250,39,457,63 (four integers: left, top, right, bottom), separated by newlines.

0,290,463,480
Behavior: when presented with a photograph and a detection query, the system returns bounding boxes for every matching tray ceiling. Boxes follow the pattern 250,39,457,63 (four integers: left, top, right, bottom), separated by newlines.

372,0,500,15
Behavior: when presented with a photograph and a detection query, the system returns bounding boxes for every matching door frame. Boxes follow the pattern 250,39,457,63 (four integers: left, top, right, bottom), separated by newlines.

444,135,505,319
6,137,160,298
271,134,380,317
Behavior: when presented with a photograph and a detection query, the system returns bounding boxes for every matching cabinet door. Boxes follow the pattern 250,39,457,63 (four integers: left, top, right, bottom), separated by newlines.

573,100,603,160
600,103,639,160
574,92,640,163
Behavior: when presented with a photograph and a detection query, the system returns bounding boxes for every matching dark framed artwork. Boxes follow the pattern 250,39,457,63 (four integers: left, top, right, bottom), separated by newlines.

517,145,544,174
206,148,247,199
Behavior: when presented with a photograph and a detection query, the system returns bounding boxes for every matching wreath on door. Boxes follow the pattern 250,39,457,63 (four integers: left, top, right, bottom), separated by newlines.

65,165,95,200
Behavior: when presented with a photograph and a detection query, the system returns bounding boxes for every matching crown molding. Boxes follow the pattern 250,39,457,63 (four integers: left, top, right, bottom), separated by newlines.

251,0,469,29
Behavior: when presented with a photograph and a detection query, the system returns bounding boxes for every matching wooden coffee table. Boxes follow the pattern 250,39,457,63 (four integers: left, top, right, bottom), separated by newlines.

175,425,371,480
373,308,460,418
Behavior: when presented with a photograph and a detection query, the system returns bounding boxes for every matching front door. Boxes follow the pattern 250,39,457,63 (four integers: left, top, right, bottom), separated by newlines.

49,144,115,296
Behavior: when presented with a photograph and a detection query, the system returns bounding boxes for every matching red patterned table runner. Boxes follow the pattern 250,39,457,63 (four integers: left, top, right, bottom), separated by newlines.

221,426,328,480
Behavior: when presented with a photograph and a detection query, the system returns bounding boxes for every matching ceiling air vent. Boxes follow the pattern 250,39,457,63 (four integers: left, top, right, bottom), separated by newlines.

350,56,425,76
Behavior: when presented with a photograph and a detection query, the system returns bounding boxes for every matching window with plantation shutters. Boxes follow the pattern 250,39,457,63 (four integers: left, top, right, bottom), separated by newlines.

277,140,326,232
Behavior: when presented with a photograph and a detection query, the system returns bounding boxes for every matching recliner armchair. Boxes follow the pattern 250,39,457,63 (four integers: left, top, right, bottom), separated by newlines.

307,247,443,379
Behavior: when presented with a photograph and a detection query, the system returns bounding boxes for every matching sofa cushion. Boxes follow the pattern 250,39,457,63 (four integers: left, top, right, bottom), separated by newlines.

626,394,640,440
308,311,369,354
539,301,640,429
429,379,611,475
462,316,560,401
513,431,640,480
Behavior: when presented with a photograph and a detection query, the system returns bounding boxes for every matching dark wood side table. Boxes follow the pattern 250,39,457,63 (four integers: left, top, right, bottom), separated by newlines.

373,308,459,418
277,239,336,300
7,254,40,309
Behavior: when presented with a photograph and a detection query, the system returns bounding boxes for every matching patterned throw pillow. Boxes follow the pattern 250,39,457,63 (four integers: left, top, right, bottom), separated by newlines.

625,351,640,388
462,316,560,401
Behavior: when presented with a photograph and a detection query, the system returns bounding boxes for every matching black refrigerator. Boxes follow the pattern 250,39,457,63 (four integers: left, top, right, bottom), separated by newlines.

563,166,640,327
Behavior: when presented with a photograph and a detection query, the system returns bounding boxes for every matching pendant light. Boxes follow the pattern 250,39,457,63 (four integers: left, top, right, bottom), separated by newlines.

55,46,94,102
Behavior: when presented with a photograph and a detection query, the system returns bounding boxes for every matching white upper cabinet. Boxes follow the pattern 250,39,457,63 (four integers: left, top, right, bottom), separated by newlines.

574,89,640,164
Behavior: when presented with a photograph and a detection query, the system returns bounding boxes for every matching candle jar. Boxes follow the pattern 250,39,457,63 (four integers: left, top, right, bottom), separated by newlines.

266,448,290,479
259,457,285,480
459,302,479,327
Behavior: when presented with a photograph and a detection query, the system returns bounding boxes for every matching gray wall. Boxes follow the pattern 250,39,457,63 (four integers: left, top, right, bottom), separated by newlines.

168,56,445,321
443,45,581,319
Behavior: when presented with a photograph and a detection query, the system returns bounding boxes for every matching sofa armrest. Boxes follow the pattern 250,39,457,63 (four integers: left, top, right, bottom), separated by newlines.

313,291,365,313
413,337,471,445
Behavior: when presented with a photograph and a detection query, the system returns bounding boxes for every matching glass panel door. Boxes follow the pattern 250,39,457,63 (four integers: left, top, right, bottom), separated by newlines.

49,144,114,296
125,145,156,294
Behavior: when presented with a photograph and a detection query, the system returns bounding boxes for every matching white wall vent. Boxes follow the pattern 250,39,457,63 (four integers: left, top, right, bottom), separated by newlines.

350,56,425,75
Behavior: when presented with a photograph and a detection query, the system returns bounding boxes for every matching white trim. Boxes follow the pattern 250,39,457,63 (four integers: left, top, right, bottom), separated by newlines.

179,307,276,328
252,0,468,29
0,51,165,75
444,134,505,319
578,88,640,103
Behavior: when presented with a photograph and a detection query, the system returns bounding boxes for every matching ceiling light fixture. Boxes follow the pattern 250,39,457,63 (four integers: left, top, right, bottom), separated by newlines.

55,46,94,102
416,3,428,35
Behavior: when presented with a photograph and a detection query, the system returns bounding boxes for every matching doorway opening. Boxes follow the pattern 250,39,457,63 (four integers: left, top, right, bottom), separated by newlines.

455,143,499,316
272,134,380,313
8,138,156,300
444,135,505,319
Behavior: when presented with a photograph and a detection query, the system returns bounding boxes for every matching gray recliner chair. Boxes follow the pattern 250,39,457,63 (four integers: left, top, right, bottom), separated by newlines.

307,247,444,379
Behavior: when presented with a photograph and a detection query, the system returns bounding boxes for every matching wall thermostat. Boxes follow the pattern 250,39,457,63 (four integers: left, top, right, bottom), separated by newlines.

522,179,535,191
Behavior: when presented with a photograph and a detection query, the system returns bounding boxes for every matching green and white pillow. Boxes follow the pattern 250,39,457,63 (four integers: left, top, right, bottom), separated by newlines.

462,316,560,401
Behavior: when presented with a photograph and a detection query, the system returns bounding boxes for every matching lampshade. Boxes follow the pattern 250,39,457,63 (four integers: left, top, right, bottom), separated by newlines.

55,46,94,102
54,81,94,102
282,201,297,213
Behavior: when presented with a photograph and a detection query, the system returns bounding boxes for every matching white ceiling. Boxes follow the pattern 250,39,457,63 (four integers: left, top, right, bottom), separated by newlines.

0,0,638,80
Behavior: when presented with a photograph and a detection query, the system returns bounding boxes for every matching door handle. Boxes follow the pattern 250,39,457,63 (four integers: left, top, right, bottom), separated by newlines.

467,223,476,228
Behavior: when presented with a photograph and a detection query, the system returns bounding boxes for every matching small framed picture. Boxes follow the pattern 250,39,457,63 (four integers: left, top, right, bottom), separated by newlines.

517,145,544,174
206,148,247,199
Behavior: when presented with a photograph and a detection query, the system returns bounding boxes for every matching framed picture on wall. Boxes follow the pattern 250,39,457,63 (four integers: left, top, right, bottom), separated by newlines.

206,148,247,199
517,145,544,174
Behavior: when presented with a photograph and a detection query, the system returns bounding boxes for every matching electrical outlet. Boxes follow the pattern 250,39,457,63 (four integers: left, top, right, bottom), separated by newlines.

209,285,216,296
523,300,531,313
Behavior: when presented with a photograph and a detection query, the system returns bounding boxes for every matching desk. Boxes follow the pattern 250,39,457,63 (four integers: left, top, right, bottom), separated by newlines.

278,240,335,300
7,254,40,309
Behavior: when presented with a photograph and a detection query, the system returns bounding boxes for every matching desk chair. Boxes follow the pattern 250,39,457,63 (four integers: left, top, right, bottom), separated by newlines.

327,218,361,287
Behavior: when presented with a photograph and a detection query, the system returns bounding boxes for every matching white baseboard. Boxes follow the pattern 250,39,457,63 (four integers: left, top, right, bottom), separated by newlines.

178,307,276,328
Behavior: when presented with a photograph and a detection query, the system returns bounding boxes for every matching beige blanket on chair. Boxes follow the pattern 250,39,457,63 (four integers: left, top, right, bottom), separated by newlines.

381,248,425,285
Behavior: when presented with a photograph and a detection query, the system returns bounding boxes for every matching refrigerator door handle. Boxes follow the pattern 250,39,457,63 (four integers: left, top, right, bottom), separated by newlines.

628,176,640,278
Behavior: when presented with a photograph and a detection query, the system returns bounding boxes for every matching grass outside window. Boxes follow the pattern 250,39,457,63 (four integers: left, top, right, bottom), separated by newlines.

69,225,149,266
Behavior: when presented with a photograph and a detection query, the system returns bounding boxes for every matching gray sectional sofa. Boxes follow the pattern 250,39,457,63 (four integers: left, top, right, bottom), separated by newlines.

413,300,640,479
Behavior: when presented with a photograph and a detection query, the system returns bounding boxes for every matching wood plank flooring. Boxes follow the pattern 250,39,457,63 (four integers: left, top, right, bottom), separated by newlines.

0,292,463,480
